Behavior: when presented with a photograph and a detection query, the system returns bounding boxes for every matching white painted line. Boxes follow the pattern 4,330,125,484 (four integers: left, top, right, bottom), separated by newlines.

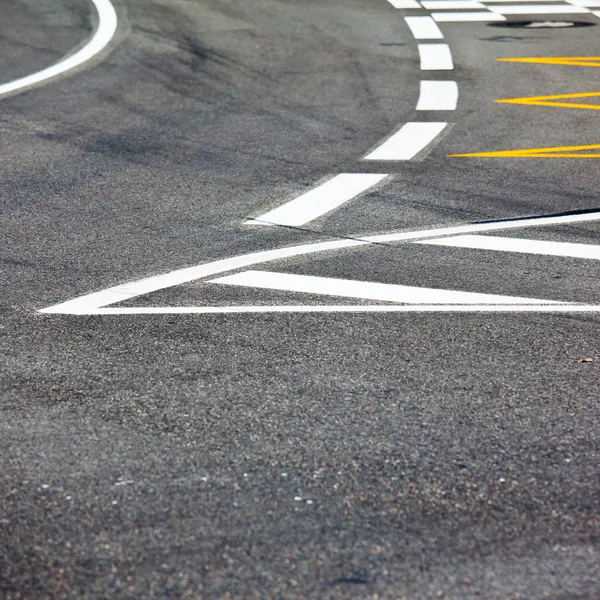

210,270,559,305
386,0,422,7
417,44,455,70
418,234,600,259
416,81,458,110
422,0,487,8
39,209,600,314
0,0,118,98
77,304,594,315
432,11,507,19
248,174,388,227
569,0,600,6
489,4,589,12
364,122,447,160
39,239,369,314
483,0,568,2
404,16,445,38
593,8,600,15
368,210,600,244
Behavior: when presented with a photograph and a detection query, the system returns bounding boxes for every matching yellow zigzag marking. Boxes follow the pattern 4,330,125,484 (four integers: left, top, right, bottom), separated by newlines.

497,91,600,111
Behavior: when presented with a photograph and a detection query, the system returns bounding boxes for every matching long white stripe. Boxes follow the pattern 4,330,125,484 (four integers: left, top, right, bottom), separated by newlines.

0,0,118,98
432,11,506,20
489,4,589,12
419,234,600,259
75,304,598,315
369,211,600,244
422,1,486,9
386,0,422,7
210,270,558,304
364,122,447,160
404,16,445,39
416,81,458,110
418,44,454,70
248,174,388,227
483,0,569,2
568,0,600,6
40,210,600,314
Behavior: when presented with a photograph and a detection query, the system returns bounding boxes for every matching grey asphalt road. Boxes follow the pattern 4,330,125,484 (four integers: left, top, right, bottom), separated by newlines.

1,0,598,598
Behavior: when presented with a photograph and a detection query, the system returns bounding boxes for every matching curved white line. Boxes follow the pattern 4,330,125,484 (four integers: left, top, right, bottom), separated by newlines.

39,209,600,314
0,0,118,98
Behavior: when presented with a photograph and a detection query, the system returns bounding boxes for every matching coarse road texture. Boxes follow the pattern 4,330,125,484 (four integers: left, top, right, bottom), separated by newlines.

1,0,599,598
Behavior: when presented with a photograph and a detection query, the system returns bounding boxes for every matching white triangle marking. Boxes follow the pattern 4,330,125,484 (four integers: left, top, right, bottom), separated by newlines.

210,270,562,305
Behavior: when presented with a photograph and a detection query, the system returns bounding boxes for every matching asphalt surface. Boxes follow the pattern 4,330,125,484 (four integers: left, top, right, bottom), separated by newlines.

1,0,599,598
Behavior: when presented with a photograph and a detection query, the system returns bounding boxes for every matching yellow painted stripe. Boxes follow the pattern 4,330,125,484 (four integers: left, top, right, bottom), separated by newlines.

449,144,600,158
496,57,600,67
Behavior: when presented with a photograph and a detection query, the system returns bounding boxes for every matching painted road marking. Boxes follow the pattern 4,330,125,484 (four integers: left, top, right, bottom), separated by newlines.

81,305,600,314
417,81,459,110
497,56,600,67
418,44,455,70
484,0,577,3
210,270,560,305
40,209,600,315
497,91,600,110
449,143,600,157
419,234,600,259
433,11,507,19
387,0,422,7
404,16,445,38
421,0,487,9
0,0,118,98
247,174,388,227
568,0,600,6
489,3,590,11
364,122,448,160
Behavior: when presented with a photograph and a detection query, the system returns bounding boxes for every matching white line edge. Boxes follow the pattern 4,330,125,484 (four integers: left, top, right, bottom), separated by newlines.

0,0,118,98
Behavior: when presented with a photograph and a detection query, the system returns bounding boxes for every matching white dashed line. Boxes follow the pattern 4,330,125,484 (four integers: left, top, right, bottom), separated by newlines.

404,16,445,38
0,0,118,99
432,11,507,20
420,235,600,259
364,122,448,160
247,174,389,227
210,270,560,305
418,44,455,70
416,81,458,110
